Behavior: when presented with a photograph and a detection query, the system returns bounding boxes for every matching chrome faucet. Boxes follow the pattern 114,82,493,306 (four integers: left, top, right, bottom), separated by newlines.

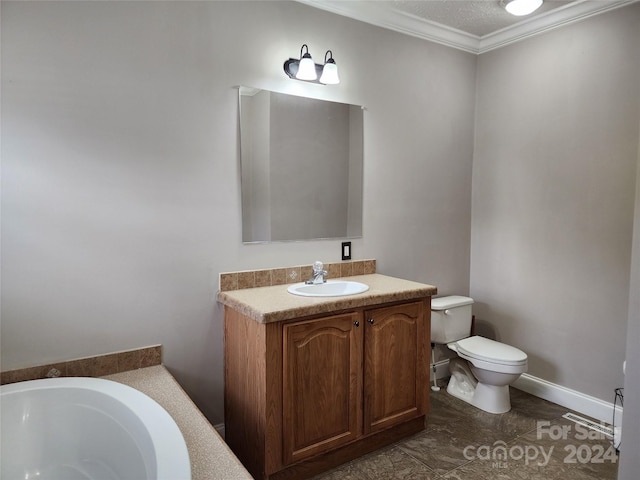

305,261,328,285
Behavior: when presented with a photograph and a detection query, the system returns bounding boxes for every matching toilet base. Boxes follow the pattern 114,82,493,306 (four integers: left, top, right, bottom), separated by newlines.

472,382,511,414
446,358,476,404
446,358,513,414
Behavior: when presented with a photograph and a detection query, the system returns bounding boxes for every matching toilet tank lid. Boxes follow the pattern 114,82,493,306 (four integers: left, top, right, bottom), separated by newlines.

431,295,474,310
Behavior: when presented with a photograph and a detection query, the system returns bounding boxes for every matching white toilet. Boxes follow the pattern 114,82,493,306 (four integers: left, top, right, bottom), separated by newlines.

431,296,528,414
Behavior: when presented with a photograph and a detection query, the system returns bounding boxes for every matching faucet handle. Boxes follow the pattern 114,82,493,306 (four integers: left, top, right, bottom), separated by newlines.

313,260,324,273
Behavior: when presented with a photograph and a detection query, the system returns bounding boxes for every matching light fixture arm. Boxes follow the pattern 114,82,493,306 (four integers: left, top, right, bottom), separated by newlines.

300,44,311,60
324,50,334,64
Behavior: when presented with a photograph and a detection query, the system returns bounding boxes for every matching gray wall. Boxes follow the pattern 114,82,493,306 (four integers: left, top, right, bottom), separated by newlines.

3,1,638,452
1,1,476,422
471,5,640,403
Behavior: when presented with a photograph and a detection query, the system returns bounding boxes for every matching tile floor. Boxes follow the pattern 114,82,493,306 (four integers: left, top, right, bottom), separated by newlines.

312,384,618,480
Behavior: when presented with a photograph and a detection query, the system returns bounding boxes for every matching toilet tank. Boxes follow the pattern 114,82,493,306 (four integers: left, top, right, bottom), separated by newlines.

431,296,474,344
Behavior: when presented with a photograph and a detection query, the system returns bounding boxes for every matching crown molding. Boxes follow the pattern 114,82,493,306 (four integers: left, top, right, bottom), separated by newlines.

295,0,480,53
295,0,640,55
479,0,640,53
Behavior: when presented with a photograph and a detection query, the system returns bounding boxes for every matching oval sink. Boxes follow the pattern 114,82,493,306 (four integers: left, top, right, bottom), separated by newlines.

287,280,369,297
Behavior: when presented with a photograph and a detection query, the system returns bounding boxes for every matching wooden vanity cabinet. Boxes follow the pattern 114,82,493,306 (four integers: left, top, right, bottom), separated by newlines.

283,311,363,465
363,301,427,435
224,298,430,480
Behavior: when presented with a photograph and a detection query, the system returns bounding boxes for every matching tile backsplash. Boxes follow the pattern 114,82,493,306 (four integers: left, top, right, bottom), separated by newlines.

0,345,162,385
219,259,376,292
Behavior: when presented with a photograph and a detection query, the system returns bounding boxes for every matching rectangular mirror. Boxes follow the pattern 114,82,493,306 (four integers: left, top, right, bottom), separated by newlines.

239,87,363,243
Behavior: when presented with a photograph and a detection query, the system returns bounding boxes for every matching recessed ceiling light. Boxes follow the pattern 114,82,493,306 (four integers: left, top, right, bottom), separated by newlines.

502,0,544,16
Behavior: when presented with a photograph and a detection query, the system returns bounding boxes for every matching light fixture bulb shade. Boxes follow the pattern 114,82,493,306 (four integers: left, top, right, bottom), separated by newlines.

504,0,543,16
320,62,340,85
296,56,317,80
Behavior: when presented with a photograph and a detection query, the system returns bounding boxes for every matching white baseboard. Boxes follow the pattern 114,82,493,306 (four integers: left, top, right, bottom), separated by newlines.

431,360,622,425
513,373,623,425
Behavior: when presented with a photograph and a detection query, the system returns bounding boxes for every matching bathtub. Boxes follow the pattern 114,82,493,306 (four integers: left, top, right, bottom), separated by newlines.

1,377,191,479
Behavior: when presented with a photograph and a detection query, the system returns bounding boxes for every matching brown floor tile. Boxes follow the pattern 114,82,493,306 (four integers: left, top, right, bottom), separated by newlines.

313,381,617,480
313,446,437,480
355,446,437,479
441,456,606,480
398,418,504,475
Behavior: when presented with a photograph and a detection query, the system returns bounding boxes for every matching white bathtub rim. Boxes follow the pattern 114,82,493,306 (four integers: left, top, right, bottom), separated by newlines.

1,376,191,480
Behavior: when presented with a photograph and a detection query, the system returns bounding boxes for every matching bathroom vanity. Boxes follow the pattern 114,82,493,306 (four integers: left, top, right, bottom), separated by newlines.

218,273,437,480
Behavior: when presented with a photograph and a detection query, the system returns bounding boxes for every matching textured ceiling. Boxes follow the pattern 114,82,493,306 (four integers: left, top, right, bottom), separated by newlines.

297,0,638,53
384,0,574,37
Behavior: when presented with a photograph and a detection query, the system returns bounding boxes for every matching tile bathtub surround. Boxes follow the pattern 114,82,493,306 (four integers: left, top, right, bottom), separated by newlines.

0,345,162,385
311,384,618,480
219,259,376,292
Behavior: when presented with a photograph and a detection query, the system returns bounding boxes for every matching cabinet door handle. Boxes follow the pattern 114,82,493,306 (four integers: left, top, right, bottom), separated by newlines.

354,321,360,327
368,318,375,324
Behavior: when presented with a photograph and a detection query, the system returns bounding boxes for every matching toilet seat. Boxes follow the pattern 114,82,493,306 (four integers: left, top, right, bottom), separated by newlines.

448,336,528,374
456,336,527,365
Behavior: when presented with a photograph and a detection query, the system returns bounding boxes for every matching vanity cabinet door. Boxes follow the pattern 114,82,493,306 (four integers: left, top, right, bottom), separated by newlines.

363,301,427,434
282,312,363,465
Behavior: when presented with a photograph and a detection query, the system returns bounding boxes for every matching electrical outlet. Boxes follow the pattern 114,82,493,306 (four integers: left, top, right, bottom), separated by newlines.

341,241,351,260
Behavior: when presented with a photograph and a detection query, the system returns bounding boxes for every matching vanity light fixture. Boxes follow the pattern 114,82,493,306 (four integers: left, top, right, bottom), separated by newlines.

295,44,317,81
501,0,543,16
283,44,340,85
319,50,340,85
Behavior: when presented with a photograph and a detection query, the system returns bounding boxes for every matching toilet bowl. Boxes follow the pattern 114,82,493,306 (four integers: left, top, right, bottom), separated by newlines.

431,296,528,414
448,335,527,413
